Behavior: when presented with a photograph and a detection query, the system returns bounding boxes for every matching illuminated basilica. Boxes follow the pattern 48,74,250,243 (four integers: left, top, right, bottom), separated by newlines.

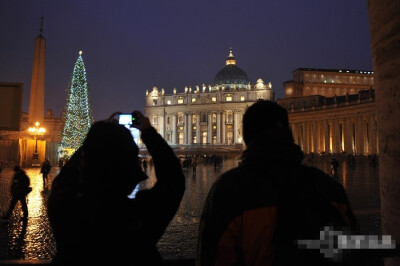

144,50,274,146
145,51,377,156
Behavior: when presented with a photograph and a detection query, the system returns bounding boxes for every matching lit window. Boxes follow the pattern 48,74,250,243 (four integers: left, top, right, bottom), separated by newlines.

179,127,184,130
286,88,293,95
213,126,216,130
193,126,196,130
167,100,171,105
212,97,217,102
192,98,196,102
152,99,157,105
226,96,232,102
240,96,245,101
178,98,184,104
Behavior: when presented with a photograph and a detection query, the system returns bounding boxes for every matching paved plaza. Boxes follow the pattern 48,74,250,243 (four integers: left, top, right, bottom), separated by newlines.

0,156,383,263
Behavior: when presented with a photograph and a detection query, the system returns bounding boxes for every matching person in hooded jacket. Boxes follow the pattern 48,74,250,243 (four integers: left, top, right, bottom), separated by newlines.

197,100,359,266
47,111,185,265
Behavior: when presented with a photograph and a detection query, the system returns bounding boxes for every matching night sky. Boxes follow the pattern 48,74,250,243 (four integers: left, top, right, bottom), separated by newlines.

0,0,372,121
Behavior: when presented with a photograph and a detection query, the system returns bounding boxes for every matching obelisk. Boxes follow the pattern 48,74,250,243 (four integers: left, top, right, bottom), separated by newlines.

28,16,46,125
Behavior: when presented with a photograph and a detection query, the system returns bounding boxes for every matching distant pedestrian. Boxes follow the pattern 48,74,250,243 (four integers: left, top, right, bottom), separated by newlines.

330,157,339,176
2,166,32,220
41,159,52,186
192,160,197,176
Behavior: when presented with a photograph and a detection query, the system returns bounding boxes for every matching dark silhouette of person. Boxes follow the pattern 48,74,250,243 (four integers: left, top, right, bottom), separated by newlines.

192,159,197,176
40,159,52,186
47,111,185,265
197,100,358,266
330,157,339,176
2,166,31,220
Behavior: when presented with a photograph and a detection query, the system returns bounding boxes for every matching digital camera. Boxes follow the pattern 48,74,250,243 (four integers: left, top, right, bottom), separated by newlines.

118,113,140,144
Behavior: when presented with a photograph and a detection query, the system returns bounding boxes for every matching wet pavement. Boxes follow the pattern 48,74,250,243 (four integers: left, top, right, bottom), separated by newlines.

0,156,381,260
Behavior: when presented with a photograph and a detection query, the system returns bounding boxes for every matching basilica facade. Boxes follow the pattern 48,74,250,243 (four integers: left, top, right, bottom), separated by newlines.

144,50,274,146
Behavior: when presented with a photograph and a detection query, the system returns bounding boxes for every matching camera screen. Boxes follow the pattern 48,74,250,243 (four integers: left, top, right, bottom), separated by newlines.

118,113,140,145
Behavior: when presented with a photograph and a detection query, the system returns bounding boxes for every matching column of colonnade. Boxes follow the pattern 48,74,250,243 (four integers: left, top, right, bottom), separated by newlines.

288,114,379,155
369,115,377,154
345,118,353,153
356,116,364,154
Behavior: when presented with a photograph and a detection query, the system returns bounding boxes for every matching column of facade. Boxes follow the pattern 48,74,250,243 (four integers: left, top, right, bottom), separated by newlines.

183,113,188,144
369,115,377,154
344,118,353,153
356,116,364,154
207,113,212,144
187,112,192,144
313,122,318,153
171,114,177,145
159,114,165,138
222,112,226,144
216,111,221,144
233,111,238,144
324,120,330,153
238,110,243,143
196,113,200,144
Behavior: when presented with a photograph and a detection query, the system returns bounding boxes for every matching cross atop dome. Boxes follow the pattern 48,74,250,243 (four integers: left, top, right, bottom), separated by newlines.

226,48,236,66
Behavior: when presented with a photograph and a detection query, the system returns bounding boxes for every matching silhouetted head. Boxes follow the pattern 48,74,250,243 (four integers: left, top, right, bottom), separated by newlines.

13,165,21,172
81,121,146,196
242,100,291,145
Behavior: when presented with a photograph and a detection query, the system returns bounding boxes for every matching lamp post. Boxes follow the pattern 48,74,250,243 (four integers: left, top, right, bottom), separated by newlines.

28,122,46,167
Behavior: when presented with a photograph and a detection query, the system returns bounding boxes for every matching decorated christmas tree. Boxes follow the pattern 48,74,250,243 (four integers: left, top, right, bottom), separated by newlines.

59,51,93,158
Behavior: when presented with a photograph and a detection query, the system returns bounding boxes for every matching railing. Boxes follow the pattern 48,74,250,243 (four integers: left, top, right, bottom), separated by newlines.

0,161,16,168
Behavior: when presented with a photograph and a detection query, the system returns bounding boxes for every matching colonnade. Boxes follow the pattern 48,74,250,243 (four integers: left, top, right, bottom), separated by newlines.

290,114,378,155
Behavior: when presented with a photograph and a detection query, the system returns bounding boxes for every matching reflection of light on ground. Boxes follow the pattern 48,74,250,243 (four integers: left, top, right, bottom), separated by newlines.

24,168,47,258
25,168,44,218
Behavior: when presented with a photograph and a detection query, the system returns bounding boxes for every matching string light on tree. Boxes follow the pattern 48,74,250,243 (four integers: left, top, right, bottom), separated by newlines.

59,51,93,158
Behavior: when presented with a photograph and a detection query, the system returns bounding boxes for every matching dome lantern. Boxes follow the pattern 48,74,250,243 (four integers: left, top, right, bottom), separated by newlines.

226,48,236,66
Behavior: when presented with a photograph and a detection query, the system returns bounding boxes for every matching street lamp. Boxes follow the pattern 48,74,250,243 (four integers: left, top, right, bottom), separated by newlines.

28,122,46,166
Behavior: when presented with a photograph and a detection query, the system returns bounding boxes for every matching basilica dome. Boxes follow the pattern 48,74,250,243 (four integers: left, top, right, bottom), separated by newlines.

213,50,249,86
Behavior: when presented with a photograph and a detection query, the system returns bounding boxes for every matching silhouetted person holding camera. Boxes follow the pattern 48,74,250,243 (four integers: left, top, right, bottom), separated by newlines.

2,166,31,220
197,100,358,266
48,111,185,265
